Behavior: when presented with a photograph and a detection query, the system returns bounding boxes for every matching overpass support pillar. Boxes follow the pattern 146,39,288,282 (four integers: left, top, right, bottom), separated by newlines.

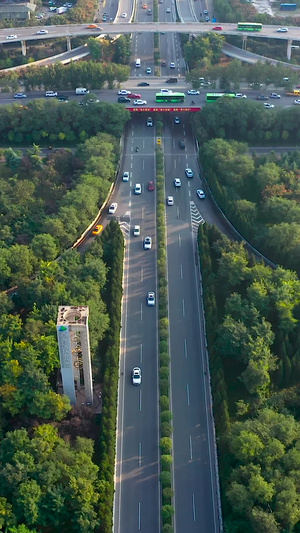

21,40,26,56
287,39,292,60
66,36,72,52
242,35,247,50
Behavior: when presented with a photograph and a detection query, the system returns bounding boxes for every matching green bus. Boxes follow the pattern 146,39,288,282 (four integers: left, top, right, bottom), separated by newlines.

156,92,185,103
206,92,236,102
237,22,263,31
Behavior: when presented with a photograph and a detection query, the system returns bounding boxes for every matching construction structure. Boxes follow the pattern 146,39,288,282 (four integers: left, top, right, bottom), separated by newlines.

56,306,93,405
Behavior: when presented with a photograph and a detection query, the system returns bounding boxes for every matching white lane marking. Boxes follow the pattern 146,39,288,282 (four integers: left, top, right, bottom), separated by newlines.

177,206,180,218
129,199,131,207
138,502,141,530
140,343,143,363
139,390,142,412
178,233,181,247
142,206,144,220
192,494,196,522
189,435,193,460
184,338,188,358
140,303,143,321
180,264,183,279
141,267,143,283
182,299,185,316
143,159,145,170
189,190,191,197
138,442,142,466
186,383,190,406
174,159,177,169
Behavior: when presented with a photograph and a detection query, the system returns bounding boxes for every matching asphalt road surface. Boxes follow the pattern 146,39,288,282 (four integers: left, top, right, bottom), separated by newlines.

114,116,160,533
163,114,221,532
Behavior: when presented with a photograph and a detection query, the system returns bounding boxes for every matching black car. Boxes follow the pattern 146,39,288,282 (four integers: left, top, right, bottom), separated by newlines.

118,96,131,103
178,140,185,149
161,61,166,67
256,95,269,101
137,82,150,87
166,78,178,84
58,95,69,101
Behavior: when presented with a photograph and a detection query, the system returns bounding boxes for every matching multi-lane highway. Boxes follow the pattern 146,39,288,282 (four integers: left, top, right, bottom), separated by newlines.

114,116,160,533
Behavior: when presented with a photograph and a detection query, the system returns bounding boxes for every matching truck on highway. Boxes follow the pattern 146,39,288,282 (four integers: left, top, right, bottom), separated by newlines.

56,6,68,14
75,87,89,95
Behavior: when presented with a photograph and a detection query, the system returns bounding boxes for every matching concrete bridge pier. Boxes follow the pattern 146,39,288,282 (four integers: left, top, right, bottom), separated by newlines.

66,37,72,51
287,39,292,60
21,40,26,56
242,35,247,50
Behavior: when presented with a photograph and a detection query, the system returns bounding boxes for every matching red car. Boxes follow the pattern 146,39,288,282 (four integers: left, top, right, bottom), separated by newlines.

127,93,141,99
148,181,155,191
212,26,223,30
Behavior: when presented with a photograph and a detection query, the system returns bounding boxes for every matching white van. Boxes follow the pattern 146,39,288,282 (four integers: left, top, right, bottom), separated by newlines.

75,87,89,95
135,58,141,68
45,91,58,97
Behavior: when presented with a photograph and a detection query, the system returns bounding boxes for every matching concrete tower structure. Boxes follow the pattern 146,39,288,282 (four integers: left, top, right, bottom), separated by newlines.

56,306,93,405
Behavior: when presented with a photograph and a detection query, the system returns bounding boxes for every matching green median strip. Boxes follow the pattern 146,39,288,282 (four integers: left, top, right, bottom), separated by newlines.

155,118,175,533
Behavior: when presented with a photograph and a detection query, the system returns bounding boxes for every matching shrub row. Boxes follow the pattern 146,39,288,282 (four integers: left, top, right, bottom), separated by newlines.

98,221,124,533
156,120,175,532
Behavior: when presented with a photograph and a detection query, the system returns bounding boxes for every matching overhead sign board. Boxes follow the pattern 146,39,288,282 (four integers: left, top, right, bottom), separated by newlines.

127,107,201,112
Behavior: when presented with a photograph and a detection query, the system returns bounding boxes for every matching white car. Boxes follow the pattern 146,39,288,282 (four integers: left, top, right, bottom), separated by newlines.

277,27,288,32
146,67,152,74
174,178,181,187
45,91,57,97
174,116,180,124
167,196,174,205
294,99,300,105
134,183,142,194
161,89,172,93
264,103,275,108
133,225,140,236
187,90,200,95
197,189,206,199
121,12,127,17
270,93,281,98
169,62,175,69
132,367,141,385
185,168,194,178
147,117,153,126
108,202,118,214
143,236,152,250
14,93,27,99
118,89,131,95
147,291,155,306
6,35,17,40
37,29,48,34
166,7,171,12
133,99,147,105
235,93,247,98
203,9,208,13
122,171,129,181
